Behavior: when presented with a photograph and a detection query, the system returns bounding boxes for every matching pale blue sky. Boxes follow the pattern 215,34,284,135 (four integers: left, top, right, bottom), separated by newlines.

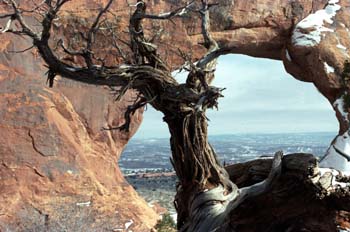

134,55,338,139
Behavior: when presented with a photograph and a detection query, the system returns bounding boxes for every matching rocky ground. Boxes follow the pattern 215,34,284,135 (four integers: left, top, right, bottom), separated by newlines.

126,173,178,219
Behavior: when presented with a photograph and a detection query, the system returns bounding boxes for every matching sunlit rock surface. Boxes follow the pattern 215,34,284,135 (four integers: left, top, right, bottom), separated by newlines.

1,0,350,230
0,15,156,232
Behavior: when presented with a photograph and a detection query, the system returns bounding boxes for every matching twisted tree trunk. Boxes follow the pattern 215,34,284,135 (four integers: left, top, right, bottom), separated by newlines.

164,112,235,229
2,0,350,231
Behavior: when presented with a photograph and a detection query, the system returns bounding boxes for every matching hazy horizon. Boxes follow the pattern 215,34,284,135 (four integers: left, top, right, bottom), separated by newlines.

131,131,336,140
133,54,338,139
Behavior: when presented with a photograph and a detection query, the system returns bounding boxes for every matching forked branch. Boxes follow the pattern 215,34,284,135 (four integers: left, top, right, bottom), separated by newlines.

1,0,40,38
186,0,220,90
84,0,114,68
103,95,155,132
141,1,194,20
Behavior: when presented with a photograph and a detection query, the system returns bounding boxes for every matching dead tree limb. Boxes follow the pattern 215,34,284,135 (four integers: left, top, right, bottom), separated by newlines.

1,1,350,231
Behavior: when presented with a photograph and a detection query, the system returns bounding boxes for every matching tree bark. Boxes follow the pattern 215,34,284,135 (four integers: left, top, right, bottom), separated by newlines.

164,112,235,229
2,1,350,231
225,154,350,232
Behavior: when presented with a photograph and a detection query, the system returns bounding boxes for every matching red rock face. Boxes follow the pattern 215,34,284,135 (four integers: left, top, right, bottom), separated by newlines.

1,0,350,230
0,33,157,232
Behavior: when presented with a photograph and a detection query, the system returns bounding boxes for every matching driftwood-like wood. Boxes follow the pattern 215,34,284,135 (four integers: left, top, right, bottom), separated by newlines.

225,154,350,232
1,1,350,231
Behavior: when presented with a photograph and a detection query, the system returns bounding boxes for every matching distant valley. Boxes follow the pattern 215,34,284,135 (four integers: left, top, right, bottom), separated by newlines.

121,132,335,217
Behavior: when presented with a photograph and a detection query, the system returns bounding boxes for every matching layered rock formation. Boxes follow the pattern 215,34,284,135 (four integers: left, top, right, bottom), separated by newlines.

0,26,157,232
188,0,350,174
1,0,350,231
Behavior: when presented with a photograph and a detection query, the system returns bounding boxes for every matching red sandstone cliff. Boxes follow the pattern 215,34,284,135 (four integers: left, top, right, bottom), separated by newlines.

0,22,157,232
1,0,350,231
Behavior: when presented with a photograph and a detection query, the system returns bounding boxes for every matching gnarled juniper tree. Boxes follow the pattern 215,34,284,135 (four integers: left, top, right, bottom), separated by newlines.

1,1,350,231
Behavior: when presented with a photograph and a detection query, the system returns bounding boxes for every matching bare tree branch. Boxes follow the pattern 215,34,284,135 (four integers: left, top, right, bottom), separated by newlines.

8,45,34,53
2,1,350,231
84,0,114,69
57,39,84,56
102,95,156,132
186,0,219,90
5,0,40,39
199,1,218,50
0,16,13,33
19,0,46,13
0,13,15,19
141,1,194,20
103,21,129,62
196,46,235,68
129,0,196,71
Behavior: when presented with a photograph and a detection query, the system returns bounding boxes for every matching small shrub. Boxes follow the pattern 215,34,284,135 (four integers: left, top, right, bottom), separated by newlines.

154,213,176,232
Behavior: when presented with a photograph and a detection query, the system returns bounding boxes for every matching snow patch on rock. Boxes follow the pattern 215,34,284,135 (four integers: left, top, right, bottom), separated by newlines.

319,167,339,177
292,0,341,47
320,96,350,174
334,96,349,122
170,213,177,223
320,132,350,175
324,62,335,73
125,219,133,231
318,168,348,188
337,43,347,50
338,227,350,232
76,201,91,206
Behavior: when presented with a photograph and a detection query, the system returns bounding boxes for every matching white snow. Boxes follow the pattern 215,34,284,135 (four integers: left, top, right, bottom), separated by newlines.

334,96,349,122
321,96,350,174
170,213,177,223
319,167,340,176
125,220,133,231
318,168,348,188
285,49,292,61
337,43,347,50
320,132,350,175
324,62,335,73
292,0,341,47
76,201,91,206
338,227,350,232
147,202,154,207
